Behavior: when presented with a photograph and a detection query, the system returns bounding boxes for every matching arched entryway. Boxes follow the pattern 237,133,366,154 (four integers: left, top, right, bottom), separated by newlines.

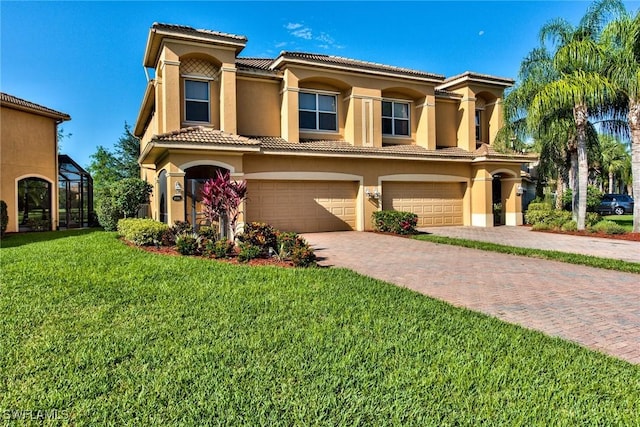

17,177,52,231
184,165,228,229
492,174,504,226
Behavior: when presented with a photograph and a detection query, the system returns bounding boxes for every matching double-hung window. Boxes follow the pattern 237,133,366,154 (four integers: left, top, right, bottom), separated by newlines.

475,110,482,141
185,79,210,122
299,92,337,131
382,101,410,136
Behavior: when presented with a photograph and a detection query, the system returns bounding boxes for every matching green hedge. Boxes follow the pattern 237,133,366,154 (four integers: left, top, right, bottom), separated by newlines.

589,220,626,235
117,218,169,246
372,211,418,235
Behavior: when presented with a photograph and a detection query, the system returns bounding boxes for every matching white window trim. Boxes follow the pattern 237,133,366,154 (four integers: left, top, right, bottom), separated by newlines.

184,79,210,123
299,90,338,132
382,100,410,137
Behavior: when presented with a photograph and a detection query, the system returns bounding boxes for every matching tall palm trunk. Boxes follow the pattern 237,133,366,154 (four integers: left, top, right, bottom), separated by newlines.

574,104,589,230
608,171,614,193
629,100,640,233
556,170,565,210
567,136,579,221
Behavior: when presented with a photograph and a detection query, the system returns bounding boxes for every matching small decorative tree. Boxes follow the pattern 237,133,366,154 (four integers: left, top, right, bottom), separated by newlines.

201,170,247,240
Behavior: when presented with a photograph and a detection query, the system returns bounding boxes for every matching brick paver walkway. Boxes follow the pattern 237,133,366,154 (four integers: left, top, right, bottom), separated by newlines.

303,231,640,364
420,226,640,263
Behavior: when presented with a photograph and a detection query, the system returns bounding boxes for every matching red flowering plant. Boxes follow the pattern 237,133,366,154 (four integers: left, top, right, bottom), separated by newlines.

201,170,247,241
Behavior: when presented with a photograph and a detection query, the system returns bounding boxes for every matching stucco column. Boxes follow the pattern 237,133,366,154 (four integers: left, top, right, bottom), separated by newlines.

416,93,436,150
471,169,494,227
501,177,523,226
166,172,185,225
457,88,476,152
281,70,299,142
160,58,181,133
220,64,237,134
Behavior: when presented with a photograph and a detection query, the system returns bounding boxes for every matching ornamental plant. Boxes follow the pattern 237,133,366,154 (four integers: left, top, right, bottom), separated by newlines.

201,170,247,240
372,211,418,235
0,200,8,238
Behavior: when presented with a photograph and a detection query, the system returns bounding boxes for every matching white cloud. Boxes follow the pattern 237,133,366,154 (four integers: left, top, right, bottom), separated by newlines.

478,30,485,36
275,41,287,48
291,27,312,40
285,22,303,30
316,32,334,44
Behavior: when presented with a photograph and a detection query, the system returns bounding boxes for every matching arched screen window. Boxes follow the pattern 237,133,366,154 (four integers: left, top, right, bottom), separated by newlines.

18,177,52,231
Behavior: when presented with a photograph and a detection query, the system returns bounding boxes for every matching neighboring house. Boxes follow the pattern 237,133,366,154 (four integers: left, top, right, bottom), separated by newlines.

0,92,93,233
134,23,536,233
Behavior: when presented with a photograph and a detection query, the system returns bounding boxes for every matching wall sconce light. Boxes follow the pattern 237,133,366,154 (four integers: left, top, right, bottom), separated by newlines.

365,188,381,200
516,185,524,196
172,182,183,201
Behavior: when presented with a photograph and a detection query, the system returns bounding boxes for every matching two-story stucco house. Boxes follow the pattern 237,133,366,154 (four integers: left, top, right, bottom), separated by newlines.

1,92,94,233
134,23,535,233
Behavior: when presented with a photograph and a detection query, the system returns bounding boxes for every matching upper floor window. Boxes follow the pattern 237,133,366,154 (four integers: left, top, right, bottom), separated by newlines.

475,110,482,141
185,80,209,123
299,92,337,131
382,101,410,136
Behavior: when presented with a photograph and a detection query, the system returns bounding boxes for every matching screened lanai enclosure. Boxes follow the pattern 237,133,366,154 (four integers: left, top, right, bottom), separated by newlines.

58,154,94,229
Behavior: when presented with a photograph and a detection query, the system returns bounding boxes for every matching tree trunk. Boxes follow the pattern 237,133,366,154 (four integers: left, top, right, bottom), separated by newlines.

629,100,640,233
574,104,588,230
609,171,614,194
555,172,564,210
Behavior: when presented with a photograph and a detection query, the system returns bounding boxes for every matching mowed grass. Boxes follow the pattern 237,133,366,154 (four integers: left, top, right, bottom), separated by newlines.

604,214,634,231
1,231,639,426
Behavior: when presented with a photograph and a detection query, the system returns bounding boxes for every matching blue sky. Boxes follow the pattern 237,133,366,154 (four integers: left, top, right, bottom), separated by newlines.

2,1,639,168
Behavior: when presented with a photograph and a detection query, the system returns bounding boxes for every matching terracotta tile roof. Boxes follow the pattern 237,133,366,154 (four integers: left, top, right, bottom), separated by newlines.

252,136,474,159
152,127,260,146
437,71,514,90
1,92,70,120
152,23,247,42
474,143,538,161
435,89,462,98
273,51,445,81
235,58,274,70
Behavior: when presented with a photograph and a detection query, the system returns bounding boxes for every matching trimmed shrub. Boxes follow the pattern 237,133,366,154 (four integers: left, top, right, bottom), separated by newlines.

238,243,262,262
590,220,626,235
372,211,418,235
531,222,552,231
237,222,278,254
96,188,120,231
1,200,8,238
205,239,235,259
524,203,552,225
561,186,603,212
290,241,317,267
546,211,572,229
561,220,578,232
198,225,217,241
117,218,169,246
525,204,571,230
175,232,202,255
585,212,601,227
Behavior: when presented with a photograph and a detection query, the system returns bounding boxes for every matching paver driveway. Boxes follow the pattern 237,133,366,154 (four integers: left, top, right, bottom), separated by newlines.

303,231,640,364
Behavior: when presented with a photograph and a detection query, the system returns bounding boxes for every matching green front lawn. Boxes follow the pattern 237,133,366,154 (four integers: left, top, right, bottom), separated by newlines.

603,214,634,232
1,231,639,425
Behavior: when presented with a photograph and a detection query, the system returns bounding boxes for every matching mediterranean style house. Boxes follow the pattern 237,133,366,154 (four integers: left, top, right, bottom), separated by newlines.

0,92,93,233
134,23,535,233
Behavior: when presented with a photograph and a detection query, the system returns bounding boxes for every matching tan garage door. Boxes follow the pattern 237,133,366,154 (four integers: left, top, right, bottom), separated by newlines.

382,182,464,226
246,180,357,232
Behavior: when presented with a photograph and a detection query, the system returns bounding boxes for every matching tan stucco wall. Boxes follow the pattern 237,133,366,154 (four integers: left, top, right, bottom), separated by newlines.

0,107,58,232
237,77,281,136
435,99,459,148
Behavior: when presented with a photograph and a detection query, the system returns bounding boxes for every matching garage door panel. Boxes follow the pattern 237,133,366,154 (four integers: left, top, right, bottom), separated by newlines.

247,180,357,233
383,182,464,227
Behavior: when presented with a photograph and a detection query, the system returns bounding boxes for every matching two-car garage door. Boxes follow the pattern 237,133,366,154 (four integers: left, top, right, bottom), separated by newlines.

382,182,464,226
246,180,357,233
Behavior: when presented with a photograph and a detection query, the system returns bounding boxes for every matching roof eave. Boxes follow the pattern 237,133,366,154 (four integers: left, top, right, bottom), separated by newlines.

1,100,70,122
134,80,156,137
271,56,444,84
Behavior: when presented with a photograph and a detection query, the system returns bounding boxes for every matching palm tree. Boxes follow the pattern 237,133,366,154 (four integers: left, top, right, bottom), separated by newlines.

598,134,630,192
601,10,640,231
528,0,624,230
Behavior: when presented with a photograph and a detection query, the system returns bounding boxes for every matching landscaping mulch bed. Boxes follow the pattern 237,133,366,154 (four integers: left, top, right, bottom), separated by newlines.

122,239,295,267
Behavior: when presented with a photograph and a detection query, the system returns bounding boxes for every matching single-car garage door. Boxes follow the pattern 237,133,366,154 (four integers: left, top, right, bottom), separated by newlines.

246,180,358,232
382,182,464,226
